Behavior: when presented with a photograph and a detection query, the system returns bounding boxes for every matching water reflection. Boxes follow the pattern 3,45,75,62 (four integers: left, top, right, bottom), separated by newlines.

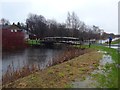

2,47,63,74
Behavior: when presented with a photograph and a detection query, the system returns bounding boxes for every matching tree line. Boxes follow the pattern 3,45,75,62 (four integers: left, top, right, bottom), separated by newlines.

1,12,117,40
26,12,101,40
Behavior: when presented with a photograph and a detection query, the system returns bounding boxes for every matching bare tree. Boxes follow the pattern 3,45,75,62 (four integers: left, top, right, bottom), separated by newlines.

71,12,81,30
24,12,105,40
0,18,10,25
66,12,81,30
66,12,71,28
26,13,47,39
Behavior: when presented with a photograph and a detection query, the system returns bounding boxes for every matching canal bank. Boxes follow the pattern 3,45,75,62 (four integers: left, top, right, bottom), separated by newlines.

2,46,91,85
72,51,117,88
92,45,119,88
78,45,119,88
2,45,119,88
3,49,102,88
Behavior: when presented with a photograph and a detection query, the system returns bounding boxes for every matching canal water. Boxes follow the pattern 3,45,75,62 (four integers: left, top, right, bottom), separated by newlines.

2,47,64,75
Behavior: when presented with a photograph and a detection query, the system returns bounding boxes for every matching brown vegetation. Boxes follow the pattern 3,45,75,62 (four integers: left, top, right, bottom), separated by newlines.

2,47,90,85
3,50,102,88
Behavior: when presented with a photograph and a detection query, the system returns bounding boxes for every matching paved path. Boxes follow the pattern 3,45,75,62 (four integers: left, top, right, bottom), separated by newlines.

105,44,120,52
95,43,120,52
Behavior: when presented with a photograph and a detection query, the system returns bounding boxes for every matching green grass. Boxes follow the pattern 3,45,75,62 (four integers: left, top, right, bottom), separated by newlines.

86,45,119,88
27,40,41,45
74,44,119,88
64,83,73,88
111,39,120,44
75,44,119,63
90,45,119,63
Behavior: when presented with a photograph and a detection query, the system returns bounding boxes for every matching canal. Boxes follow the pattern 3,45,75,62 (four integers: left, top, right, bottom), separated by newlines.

2,47,64,75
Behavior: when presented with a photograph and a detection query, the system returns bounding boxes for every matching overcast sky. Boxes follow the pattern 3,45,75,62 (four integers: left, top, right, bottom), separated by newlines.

0,0,119,34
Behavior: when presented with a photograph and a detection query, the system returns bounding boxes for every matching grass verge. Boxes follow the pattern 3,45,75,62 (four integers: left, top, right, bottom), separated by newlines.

27,40,41,45
2,47,89,85
111,39,120,44
79,45,119,88
3,49,102,88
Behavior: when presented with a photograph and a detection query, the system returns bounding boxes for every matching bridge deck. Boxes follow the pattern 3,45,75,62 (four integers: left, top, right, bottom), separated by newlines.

42,37,81,45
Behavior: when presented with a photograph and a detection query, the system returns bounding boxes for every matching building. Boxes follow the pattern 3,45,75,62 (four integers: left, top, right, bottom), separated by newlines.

22,29,30,40
2,24,28,50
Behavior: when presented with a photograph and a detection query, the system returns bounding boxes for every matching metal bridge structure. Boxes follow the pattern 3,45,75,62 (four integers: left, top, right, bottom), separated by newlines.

41,37,82,45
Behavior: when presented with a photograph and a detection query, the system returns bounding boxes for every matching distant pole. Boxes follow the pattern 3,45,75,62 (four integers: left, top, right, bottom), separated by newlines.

100,32,102,44
100,29,103,44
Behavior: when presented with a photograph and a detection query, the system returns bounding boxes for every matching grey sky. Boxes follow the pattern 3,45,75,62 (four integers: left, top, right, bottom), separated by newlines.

0,0,119,34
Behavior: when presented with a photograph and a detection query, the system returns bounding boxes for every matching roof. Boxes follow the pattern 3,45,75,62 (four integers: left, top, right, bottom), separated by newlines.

1,24,20,30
